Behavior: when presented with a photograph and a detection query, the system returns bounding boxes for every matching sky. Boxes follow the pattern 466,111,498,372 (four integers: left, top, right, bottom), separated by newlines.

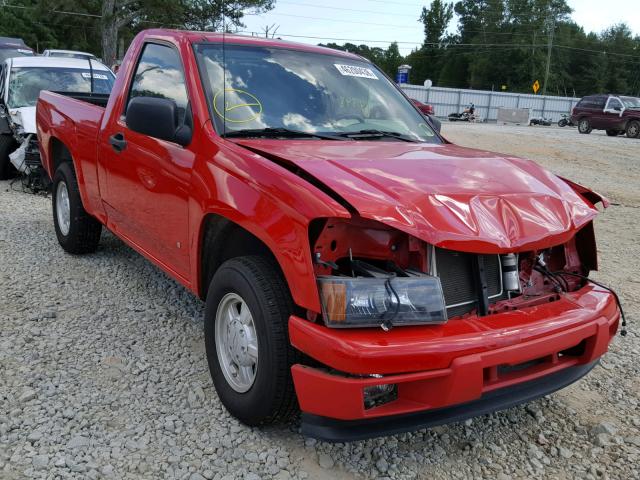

241,0,640,55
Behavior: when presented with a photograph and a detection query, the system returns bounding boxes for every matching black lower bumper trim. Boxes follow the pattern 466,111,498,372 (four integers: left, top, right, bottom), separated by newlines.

301,360,598,442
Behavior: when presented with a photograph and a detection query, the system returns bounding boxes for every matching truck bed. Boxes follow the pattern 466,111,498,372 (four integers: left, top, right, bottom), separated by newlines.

36,90,108,216
50,91,110,108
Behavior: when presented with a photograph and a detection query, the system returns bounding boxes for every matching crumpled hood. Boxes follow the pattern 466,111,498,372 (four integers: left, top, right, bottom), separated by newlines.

9,106,36,134
234,139,598,253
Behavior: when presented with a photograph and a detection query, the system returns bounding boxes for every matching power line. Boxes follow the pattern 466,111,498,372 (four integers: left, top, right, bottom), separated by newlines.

238,28,640,61
362,0,425,6
253,12,418,29
276,1,421,18
0,4,101,18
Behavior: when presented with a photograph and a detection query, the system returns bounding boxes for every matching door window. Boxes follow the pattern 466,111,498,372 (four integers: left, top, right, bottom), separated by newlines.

606,97,623,111
127,43,189,123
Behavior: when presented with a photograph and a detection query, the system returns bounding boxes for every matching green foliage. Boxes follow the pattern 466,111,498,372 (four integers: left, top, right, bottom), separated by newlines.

0,0,274,61
324,0,640,97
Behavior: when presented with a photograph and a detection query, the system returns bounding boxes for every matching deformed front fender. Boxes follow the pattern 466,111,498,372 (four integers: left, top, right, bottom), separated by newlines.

189,133,351,312
558,176,609,209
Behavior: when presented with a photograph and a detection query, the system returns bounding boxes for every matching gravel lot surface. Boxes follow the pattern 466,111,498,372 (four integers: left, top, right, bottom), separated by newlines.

1,123,639,480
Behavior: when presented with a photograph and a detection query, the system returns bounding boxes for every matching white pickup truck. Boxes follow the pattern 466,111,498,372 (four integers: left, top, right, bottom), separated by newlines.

0,56,114,181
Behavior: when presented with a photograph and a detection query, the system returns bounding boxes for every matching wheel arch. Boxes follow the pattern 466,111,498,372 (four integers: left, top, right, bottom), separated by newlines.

47,137,98,219
197,213,317,313
49,137,74,174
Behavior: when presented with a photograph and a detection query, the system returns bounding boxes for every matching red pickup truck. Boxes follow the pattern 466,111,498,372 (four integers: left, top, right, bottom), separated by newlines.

36,29,622,442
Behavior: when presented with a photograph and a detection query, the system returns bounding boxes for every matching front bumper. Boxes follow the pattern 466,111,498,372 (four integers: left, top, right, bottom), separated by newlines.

289,285,619,439
301,360,598,442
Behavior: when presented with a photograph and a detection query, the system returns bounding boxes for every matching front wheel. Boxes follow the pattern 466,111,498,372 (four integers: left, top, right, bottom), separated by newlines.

52,162,102,254
578,118,592,134
626,120,640,139
204,256,299,425
558,119,568,127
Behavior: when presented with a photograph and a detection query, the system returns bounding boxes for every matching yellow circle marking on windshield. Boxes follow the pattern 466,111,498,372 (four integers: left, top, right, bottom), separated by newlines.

213,89,263,123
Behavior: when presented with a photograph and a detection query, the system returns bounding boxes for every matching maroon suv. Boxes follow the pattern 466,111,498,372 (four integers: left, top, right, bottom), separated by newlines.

571,94,640,138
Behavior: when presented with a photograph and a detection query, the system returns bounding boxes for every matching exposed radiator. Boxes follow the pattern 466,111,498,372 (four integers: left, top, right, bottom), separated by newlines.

433,247,503,318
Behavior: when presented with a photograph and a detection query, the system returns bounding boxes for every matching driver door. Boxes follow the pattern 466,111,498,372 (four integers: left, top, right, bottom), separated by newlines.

99,41,195,281
602,97,625,131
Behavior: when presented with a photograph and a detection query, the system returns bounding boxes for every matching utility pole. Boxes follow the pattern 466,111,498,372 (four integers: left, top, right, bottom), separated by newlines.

542,17,555,96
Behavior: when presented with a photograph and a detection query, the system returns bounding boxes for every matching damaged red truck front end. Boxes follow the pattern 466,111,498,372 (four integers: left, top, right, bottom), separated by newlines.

235,139,620,441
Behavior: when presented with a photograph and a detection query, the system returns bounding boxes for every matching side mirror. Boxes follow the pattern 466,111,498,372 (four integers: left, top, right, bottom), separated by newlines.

613,105,622,112
126,96,191,146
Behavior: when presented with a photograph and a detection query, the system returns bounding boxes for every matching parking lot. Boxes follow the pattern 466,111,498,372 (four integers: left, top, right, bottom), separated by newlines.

1,123,639,480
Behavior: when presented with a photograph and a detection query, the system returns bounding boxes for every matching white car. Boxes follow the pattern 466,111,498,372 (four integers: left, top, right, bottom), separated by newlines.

41,49,98,61
0,56,114,180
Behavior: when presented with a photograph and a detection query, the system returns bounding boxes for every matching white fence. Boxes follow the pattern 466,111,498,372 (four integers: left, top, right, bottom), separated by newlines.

400,84,580,122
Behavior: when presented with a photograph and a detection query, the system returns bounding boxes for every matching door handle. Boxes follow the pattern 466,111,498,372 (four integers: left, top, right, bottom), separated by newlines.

109,133,127,152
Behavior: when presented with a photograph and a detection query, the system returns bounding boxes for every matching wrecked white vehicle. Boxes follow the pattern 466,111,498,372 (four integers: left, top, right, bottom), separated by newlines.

0,56,114,183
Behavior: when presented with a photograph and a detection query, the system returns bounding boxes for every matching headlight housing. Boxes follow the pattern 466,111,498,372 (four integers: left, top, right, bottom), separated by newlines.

317,276,448,328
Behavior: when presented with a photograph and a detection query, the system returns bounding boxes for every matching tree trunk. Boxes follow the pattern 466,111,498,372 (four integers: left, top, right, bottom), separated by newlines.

101,0,118,67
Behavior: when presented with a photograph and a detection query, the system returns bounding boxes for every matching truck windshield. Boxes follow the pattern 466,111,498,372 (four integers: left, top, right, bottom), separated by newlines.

7,67,114,108
194,44,439,143
620,96,640,109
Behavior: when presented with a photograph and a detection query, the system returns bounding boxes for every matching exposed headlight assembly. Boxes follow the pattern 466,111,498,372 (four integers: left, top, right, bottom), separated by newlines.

317,276,448,329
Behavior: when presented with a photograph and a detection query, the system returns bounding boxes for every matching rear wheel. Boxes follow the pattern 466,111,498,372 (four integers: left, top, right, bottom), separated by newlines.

204,256,299,425
578,118,592,134
52,162,102,254
0,134,18,180
626,120,640,139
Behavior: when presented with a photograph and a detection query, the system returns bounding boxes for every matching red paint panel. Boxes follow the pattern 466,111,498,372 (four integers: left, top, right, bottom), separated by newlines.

233,139,599,254
289,284,618,375
292,306,617,420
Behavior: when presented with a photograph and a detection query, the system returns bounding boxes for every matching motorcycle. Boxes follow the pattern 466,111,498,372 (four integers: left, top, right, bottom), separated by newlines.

558,114,575,127
529,117,552,126
448,110,476,122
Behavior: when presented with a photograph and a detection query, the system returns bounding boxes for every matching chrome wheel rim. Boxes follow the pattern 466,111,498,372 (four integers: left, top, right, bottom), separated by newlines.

215,293,258,393
56,181,71,236
630,125,639,137
579,120,588,132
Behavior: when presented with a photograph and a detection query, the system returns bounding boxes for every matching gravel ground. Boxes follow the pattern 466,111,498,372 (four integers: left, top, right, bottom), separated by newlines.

1,123,639,480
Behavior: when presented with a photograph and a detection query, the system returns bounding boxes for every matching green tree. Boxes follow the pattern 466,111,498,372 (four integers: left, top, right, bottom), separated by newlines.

408,0,454,86
0,0,276,67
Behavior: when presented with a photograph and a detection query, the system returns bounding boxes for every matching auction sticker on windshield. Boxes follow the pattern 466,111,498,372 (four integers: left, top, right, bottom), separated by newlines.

334,64,378,80
81,72,109,80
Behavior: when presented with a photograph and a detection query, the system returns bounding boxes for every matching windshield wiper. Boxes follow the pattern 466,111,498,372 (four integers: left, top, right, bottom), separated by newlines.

335,129,420,142
223,127,348,141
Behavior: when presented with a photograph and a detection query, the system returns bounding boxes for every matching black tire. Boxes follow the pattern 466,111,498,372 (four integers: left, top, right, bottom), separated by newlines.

626,120,640,139
606,129,619,137
204,256,299,426
578,118,592,134
0,134,18,180
52,162,102,254
558,119,568,127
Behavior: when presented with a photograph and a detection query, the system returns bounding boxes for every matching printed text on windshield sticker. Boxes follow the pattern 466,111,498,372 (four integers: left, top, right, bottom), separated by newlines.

334,64,378,80
81,72,108,80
